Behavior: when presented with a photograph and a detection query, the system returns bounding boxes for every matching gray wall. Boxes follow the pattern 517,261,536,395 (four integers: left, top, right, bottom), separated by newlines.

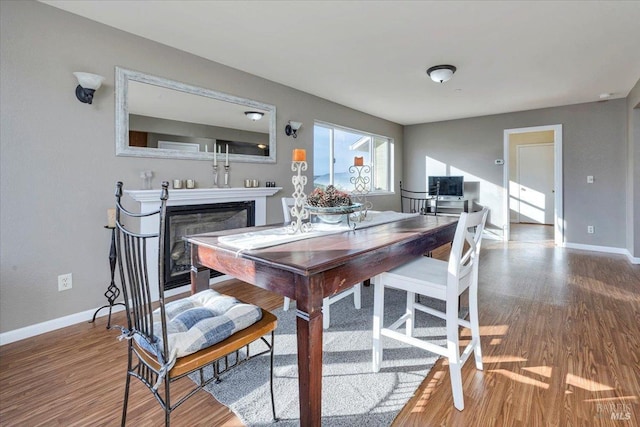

404,100,629,247
0,1,402,332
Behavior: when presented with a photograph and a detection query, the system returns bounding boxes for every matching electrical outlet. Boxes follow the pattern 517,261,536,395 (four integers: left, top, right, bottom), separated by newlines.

587,226,595,234
58,273,72,291
587,175,594,184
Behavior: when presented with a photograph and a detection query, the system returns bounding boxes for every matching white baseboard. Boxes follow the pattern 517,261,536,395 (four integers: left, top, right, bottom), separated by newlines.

0,303,126,346
564,243,640,264
0,276,232,346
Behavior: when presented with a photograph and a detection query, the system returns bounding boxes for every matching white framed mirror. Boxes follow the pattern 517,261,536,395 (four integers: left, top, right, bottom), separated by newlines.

115,67,276,163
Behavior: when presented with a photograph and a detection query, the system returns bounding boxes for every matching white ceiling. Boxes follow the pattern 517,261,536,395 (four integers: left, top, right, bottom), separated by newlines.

43,0,640,125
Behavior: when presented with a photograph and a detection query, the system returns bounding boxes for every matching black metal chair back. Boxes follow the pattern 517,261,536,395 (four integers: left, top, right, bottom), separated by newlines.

115,181,170,363
113,181,277,427
399,180,436,215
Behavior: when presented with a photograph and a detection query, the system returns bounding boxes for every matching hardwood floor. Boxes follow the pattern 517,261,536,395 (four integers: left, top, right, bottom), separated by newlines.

1,224,639,426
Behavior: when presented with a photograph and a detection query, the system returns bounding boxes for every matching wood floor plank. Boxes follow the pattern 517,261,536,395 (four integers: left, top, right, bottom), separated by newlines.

1,224,639,426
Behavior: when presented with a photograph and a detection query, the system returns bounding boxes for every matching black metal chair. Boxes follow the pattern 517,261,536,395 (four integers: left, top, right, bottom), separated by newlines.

114,181,277,426
399,181,437,215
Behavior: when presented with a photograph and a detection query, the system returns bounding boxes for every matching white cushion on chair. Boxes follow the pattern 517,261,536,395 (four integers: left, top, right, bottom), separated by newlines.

135,289,263,362
382,256,448,300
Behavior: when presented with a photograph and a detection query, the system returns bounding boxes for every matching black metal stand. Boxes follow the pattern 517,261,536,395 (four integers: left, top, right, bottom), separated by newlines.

89,226,125,329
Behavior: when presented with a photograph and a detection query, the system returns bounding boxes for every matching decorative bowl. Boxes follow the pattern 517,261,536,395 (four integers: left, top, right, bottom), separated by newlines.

305,203,363,224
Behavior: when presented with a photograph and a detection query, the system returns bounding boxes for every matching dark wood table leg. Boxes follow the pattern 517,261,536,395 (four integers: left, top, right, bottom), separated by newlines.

295,275,324,427
190,248,211,294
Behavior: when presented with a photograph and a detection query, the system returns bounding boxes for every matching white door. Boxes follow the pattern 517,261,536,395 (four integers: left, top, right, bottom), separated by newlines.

516,143,554,224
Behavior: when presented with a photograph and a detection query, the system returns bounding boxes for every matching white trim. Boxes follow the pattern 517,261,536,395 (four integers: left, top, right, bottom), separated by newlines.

125,187,281,204
564,243,640,264
0,276,232,346
503,124,563,246
0,304,125,346
628,253,640,264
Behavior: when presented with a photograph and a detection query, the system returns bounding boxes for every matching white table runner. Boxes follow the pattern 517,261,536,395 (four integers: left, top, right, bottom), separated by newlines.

218,211,418,251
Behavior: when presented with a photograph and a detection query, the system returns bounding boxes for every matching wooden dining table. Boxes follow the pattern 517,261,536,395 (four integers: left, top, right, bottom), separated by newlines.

186,214,457,426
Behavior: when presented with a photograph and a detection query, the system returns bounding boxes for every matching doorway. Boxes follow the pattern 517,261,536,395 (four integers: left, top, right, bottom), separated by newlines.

516,143,554,225
503,124,563,245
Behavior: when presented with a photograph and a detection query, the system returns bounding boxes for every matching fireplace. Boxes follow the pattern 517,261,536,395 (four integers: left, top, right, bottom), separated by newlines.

164,201,255,289
124,186,280,301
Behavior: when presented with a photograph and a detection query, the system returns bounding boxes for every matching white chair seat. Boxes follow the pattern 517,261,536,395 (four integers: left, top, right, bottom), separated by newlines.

281,197,362,329
372,208,488,411
382,257,448,300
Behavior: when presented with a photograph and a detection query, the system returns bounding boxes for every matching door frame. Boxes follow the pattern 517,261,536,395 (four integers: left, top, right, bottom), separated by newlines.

503,124,563,245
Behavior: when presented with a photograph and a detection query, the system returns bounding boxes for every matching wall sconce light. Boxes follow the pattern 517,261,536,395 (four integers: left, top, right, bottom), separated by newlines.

73,72,105,104
285,121,303,138
426,65,457,83
245,111,264,121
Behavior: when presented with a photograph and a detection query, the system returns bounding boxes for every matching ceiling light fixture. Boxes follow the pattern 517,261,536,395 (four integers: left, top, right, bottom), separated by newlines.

426,65,457,83
244,111,264,121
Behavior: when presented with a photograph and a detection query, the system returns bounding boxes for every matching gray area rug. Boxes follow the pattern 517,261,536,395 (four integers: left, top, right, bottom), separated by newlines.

195,285,446,426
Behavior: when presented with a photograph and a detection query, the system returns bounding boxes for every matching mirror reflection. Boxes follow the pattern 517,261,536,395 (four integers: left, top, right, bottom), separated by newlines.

115,67,277,162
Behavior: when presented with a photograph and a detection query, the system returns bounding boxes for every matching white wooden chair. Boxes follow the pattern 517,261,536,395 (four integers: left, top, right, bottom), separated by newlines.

281,197,362,329
371,208,488,411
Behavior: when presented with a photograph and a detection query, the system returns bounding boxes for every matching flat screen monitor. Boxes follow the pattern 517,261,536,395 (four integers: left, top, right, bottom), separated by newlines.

428,176,464,198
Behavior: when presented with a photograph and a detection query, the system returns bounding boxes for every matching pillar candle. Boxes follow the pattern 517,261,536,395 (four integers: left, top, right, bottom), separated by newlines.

107,208,116,228
354,156,364,166
292,149,306,162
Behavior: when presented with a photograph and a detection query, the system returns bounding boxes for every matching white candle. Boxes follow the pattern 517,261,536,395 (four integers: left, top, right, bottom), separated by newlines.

213,142,217,166
225,144,229,166
107,208,116,228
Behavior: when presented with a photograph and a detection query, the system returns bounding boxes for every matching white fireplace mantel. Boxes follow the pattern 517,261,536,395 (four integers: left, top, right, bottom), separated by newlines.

124,186,281,300
125,187,281,226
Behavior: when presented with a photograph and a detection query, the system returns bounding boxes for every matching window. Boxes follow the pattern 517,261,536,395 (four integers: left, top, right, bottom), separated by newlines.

313,122,393,193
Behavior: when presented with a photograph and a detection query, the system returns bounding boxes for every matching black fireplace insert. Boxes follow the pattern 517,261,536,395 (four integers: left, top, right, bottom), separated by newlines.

163,201,255,289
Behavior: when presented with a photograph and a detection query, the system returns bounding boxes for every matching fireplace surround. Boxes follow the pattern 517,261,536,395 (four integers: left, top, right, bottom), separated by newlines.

124,187,280,300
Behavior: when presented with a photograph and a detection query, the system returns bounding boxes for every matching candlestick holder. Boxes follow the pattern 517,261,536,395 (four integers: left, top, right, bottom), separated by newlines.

223,165,231,187
289,161,312,233
89,226,126,329
212,164,220,187
140,170,153,190
349,164,373,221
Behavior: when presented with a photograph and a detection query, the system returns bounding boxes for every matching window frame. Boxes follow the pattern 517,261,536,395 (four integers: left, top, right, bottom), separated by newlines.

313,120,394,195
